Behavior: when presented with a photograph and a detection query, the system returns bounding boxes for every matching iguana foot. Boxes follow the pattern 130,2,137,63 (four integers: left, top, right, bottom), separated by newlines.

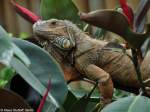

97,78,113,112
139,87,150,97
94,99,111,112
98,78,113,105
93,101,105,112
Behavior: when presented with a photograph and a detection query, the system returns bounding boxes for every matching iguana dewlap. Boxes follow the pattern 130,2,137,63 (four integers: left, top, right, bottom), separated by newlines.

33,19,150,105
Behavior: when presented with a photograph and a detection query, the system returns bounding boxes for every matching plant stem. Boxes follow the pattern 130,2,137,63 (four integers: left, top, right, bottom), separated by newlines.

87,82,98,98
131,49,147,95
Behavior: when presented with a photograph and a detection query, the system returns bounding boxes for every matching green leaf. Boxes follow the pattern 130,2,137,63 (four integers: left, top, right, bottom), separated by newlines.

143,37,150,56
0,67,15,87
68,83,100,100
68,95,98,112
0,26,30,67
85,101,99,112
63,90,78,111
94,28,106,39
12,38,68,106
69,95,89,112
0,80,8,88
11,57,60,107
19,32,29,39
40,0,79,23
113,89,130,100
12,43,31,67
69,83,98,112
101,95,150,112
0,26,13,66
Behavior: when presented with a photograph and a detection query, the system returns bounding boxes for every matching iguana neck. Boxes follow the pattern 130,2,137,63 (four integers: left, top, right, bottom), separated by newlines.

64,20,108,56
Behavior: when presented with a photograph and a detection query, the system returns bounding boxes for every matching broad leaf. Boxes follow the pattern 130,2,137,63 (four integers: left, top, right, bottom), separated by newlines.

12,38,68,106
69,83,98,112
102,95,150,112
0,26,13,66
69,95,90,112
11,57,59,108
61,90,98,112
68,95,99,112
12,43,30,66
0,26,30,67
40,0,79,23
63,90,78,111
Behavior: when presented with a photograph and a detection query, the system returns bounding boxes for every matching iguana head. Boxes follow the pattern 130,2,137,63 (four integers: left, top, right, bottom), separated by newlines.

33,19,69,41
33,19,81,62
33,19,81,47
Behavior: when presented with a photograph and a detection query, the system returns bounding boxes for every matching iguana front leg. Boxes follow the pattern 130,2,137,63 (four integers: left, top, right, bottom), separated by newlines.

84,64,114,105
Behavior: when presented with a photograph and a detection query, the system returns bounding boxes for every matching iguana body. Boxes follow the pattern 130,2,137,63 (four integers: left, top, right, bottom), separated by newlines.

33,19,150,105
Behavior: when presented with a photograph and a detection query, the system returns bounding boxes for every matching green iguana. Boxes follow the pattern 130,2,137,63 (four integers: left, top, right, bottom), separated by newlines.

33,19,150,106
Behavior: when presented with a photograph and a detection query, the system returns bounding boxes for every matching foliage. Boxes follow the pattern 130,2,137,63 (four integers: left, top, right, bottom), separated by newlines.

94,28,107,40
19,32,29,39
12,38,68,106
0,26,68,111
40,0,80,23
1,0,150,112
0,26,13,67
102,95,150,112
0,67,15,87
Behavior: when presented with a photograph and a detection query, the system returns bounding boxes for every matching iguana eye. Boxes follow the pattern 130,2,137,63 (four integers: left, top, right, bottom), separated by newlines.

50,20,57,25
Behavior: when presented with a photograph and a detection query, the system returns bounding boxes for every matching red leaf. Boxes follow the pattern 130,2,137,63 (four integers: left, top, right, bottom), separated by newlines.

37,80,51,112
119,0,134,26
11,0,40,24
